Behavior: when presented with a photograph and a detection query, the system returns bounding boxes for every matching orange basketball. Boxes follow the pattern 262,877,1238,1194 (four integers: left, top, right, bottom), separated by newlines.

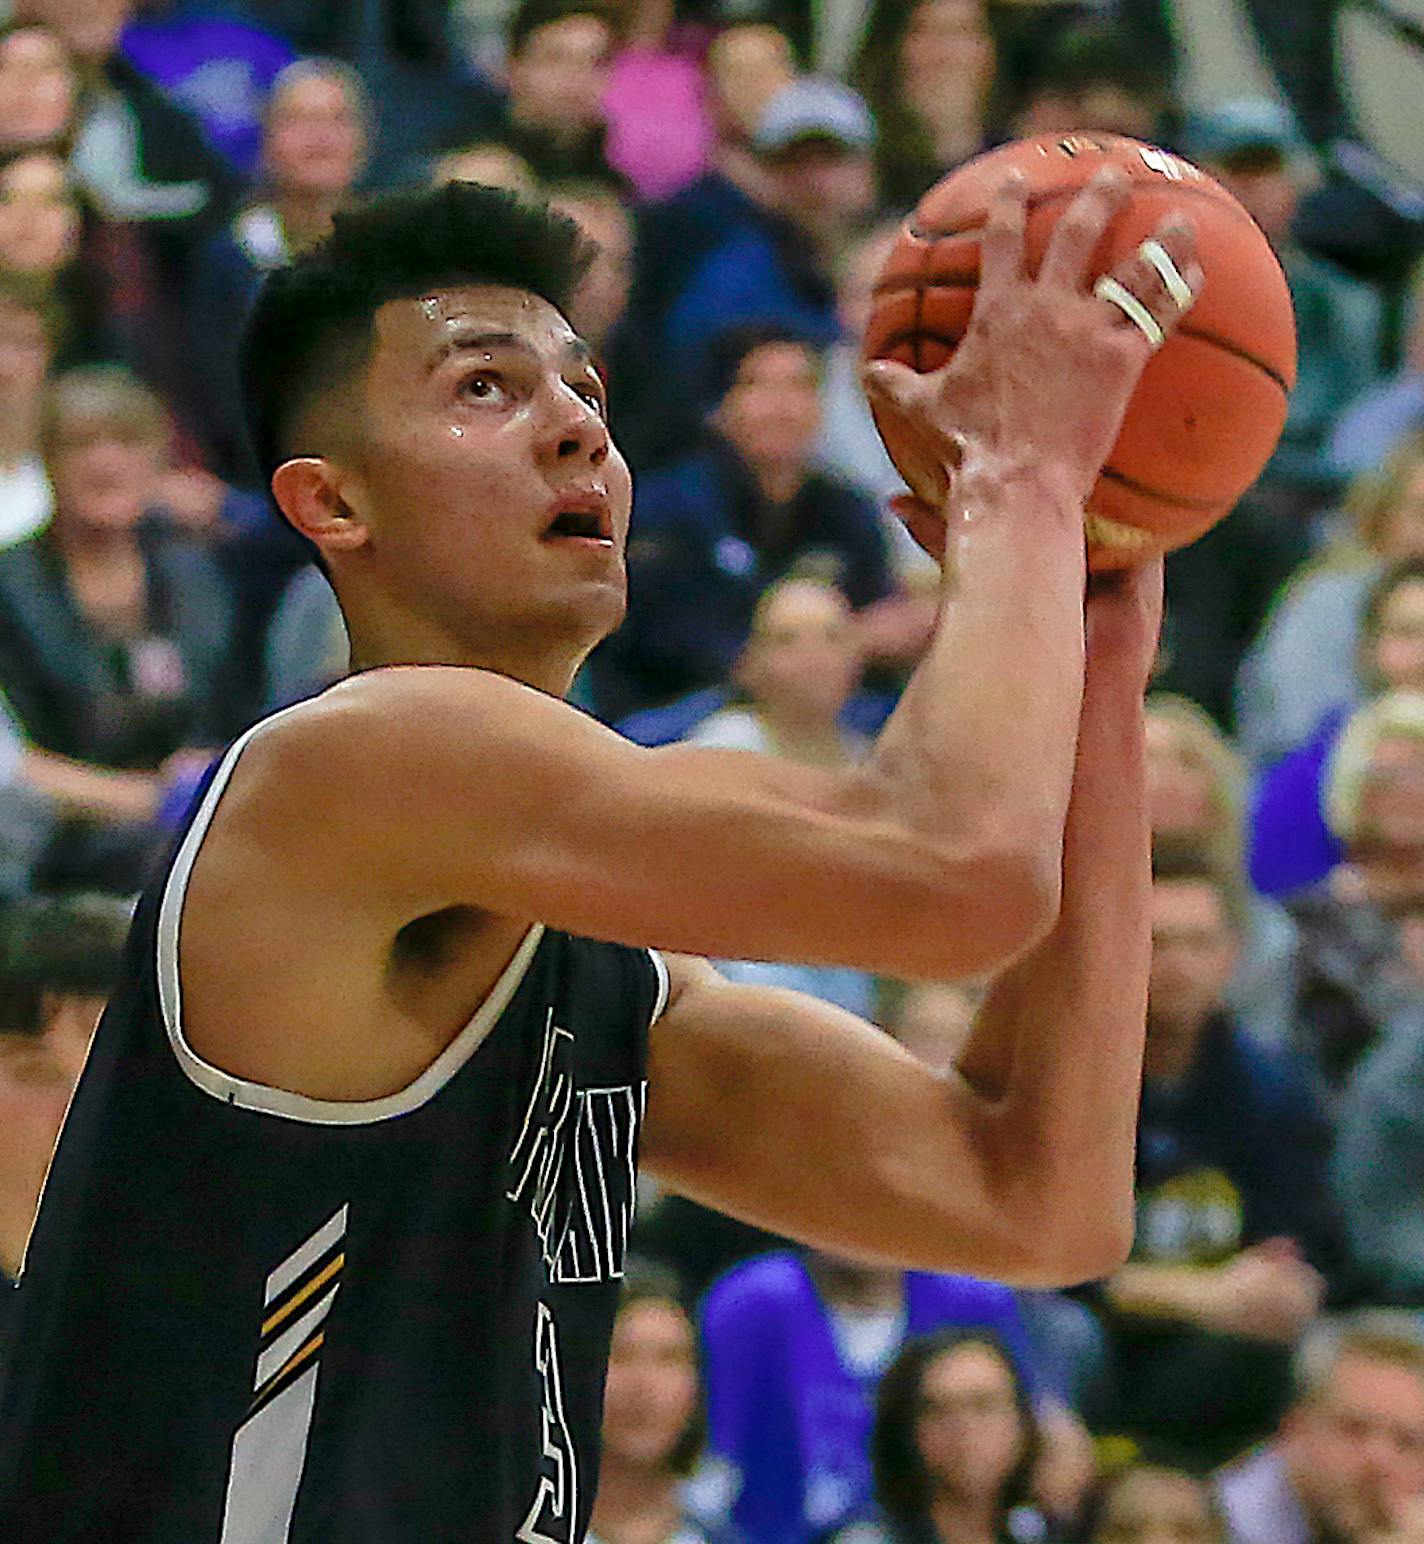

863,132,1298,569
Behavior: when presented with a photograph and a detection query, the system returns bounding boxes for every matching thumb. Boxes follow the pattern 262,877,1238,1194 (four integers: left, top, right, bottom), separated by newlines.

860,357,928,416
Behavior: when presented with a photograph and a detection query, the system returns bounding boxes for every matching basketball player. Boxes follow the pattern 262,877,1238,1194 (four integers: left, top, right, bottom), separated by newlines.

0,175,1198,1541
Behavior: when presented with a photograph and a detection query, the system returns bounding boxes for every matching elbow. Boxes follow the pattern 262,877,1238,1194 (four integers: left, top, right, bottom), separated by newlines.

933,841,1061,976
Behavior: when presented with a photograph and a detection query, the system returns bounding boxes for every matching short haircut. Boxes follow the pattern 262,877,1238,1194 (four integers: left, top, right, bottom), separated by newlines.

702,321,819,411
872,1328,1038,1529
0,893,133,1034
1150,841,1251,937
507,0,620,56
40,363,170,459
262,56,371,143
239,181,591,488
1293,1310,1424,1406
1324,689,1424,841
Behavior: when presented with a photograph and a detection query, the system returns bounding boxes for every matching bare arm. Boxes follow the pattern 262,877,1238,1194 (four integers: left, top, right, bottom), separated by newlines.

639,567,1167,1282
253,176,1197,982
19,750,160,823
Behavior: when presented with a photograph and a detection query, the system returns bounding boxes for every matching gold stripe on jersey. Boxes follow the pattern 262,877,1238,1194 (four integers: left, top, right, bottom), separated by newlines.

249,1331,326,1417
262,1252,344,1336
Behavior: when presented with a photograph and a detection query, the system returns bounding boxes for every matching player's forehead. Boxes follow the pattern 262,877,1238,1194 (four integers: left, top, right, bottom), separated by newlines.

369,284,586,379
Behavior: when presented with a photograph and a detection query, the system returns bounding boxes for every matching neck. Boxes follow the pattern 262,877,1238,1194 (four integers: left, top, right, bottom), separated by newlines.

748,458,805,506
588,1456,682,1544
929,1488,1001,1544
273,189,342,253
343,597,585,700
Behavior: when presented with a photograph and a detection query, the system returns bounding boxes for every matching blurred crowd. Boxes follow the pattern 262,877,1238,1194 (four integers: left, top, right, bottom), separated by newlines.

3,0,1424,1541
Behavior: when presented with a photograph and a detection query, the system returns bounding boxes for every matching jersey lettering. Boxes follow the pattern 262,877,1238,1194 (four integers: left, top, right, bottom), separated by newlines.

507,1013,645,1283
516,1301,578,1544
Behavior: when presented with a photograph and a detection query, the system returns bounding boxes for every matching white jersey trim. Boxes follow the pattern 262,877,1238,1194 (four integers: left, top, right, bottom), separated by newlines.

156,706,545,1126
648,949,671,1025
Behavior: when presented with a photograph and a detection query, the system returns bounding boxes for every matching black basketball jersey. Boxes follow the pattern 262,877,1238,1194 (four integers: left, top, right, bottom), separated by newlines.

0,708,669,1543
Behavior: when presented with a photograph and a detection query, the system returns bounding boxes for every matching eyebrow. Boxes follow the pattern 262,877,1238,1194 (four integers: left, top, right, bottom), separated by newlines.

427,328,595,375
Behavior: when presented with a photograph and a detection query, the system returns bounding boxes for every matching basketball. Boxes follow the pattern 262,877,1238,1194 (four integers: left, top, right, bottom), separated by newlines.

863,132,1298,569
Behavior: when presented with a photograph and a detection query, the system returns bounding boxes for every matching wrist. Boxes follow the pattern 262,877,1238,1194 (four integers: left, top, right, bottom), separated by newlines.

951,450,1084,531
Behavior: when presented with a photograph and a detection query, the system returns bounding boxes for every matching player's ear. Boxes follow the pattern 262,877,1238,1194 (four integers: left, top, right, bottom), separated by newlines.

270,457,372,559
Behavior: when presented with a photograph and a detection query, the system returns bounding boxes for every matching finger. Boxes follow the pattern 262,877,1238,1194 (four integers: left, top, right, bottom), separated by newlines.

1095,217,1202,350
977,171,1028,301
862,357,963,463
888,492,949,564
1038,166,1129,290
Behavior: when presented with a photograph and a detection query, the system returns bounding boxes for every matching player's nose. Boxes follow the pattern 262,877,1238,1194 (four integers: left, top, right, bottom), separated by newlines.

537,380,610,468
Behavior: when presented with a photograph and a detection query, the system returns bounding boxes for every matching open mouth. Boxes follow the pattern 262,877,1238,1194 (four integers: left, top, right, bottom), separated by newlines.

543,506,614,545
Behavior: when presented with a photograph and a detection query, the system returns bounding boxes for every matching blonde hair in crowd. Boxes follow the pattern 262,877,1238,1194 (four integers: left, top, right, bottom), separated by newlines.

1323,689,1424,840
1144,691,1247,875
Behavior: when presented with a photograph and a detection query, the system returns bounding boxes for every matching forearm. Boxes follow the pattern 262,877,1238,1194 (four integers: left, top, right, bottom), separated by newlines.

861,457,1087,891
1104,1263,1219,1325
952,634,1151,1267
21,750,161,822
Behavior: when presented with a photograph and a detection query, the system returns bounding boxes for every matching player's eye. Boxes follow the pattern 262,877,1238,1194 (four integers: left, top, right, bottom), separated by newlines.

460,372,510,405
572,384,606,417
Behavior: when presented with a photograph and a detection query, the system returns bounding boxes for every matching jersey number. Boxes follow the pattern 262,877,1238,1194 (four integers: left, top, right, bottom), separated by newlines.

517,1301,579,1544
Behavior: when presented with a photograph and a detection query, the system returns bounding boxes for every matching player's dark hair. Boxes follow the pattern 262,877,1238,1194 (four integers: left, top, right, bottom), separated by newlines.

238,180,592,489
0,893,133,1033
872,1328,1039,1529
615,1256,706,1475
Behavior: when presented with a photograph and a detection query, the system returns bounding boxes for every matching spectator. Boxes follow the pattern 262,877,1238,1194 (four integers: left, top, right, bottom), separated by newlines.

824,1329,1047,1544
1083,1463,1224,1544
887,980,981,1076
701,1250,1047,1544
855,0,996,209
686,576,877,1017
589,1258,742,1544
1216,1312,1424,1544
0,365,234,892
1329,265,1424,485
601,0,714,200
1283,691,1424,1094
0,19,78,153
1333,903,1424,1303
1008,22,1172,144
119,0,296,177
588,325,896,719
1144,695,1298,1045
0,145,80,289
16,0,237,231
0,280,56,548
0,891,130,1285
1236,434,1424,768
1090,848,1340,1470
1189,101,1384,521
815,217,924,549
483,0,625,189
14,0,240,423
1248,561,1424,899
188,58,369,479
660,77,877,390
623,20,795,462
